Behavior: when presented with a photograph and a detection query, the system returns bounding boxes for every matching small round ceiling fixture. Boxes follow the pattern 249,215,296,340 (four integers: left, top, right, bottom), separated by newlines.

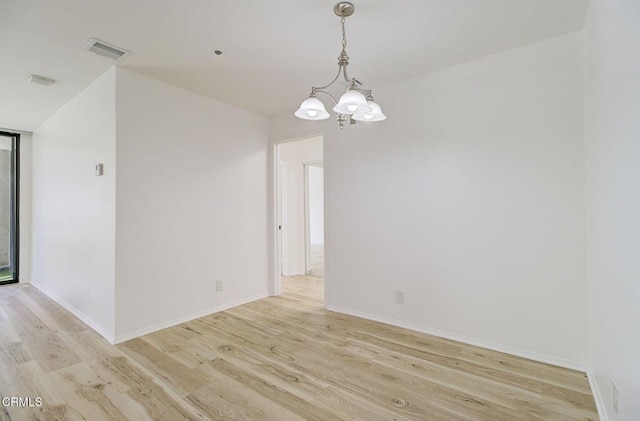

214,50,223,56
333,2,355,17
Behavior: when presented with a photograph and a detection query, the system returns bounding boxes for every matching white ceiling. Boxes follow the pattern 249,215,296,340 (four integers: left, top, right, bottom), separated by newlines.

0,0,589,132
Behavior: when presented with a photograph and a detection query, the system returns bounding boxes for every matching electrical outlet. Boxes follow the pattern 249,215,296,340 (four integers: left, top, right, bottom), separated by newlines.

613,380,620,414
395,290,405,304
216,280,223,292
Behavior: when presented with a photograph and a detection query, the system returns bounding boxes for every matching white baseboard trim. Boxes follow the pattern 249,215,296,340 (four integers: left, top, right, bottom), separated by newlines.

113,292,270,344
325,304,586,372
587,371,608,421
31,282,116,344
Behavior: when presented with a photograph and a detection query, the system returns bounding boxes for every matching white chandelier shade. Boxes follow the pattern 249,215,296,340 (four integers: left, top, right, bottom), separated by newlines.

332,89,372,115
294,97,331,120
352,100,387,122
294,2,385,129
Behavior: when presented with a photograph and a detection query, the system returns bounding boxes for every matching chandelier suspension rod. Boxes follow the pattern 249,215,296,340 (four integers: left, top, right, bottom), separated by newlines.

341,17,347,52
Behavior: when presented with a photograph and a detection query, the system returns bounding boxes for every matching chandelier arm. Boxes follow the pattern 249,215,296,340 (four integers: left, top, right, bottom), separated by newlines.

312,66,344,91
342,65,352,84
313,89,338,104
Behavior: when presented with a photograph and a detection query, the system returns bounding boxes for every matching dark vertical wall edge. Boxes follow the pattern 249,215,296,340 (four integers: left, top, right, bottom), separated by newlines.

0,130,20,285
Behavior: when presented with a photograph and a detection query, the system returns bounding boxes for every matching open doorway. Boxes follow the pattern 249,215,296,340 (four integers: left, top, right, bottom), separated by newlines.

275,135,324,303
304,163,324,278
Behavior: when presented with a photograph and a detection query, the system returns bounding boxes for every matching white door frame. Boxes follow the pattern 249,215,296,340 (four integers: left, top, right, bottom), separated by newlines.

272,134,323,297
273,144,285,296
278,160,287,278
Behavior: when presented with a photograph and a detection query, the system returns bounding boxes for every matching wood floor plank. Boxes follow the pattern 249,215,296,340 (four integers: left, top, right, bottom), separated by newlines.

185,312,500,420
207,357,348,421
126,380,203,421
104,357,206,420
0,340,33,368
186,373,309,421
0,360,77,421
16,288,87,334
346,329,596,413
140,328,216,369
243,302,595,418
0,295,81,372
360,342,594,420
48,362,126,421
119,337,211,396
56,331,132,394
187,329,416,421
458,346,592,394
0,276,599,420
0,305,22,343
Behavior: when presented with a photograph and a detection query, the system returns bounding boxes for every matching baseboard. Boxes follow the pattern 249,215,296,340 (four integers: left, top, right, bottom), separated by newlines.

325,304,586,372
31,282,116,343
32,283,270,347
113,292,270,344
587,371,609,421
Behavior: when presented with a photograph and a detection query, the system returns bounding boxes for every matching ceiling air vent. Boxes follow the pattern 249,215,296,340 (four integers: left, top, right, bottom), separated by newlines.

82,38,130,60
29,74,56,86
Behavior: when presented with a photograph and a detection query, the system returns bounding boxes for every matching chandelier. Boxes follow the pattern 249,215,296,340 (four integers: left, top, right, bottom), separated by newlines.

294,2,386,129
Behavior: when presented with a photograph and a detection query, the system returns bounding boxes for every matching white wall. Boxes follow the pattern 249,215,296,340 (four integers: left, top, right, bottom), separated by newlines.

31,68,116,340
308,165,324,246
584,0,640,419
114,68,270,341
324,32,588,368
269,113,323,146
277,136,322,275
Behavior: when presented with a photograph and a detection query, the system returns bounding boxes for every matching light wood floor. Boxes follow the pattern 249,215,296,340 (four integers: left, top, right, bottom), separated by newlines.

0,277,598,420
308,244,324,278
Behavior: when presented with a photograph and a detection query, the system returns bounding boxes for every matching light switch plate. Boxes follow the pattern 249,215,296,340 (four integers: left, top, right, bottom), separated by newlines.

95,163,104,176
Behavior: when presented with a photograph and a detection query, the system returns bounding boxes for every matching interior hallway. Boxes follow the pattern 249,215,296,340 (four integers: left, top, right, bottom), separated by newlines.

307,244,324,278
0,278,597,420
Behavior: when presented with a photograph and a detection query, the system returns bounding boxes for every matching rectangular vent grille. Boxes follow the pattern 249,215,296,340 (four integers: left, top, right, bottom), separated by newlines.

83,38,130,60
29,74,56,86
